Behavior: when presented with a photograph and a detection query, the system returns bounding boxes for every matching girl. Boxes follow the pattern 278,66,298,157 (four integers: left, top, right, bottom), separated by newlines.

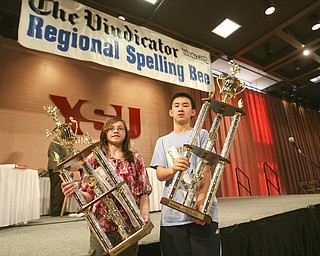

62,117,152,256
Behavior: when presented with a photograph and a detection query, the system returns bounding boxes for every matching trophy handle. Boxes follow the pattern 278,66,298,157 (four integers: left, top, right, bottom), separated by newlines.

69,117,78,135
216,75,224,92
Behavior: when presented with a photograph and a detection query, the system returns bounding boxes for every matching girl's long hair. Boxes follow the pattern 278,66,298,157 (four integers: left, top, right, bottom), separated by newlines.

100,116,134,162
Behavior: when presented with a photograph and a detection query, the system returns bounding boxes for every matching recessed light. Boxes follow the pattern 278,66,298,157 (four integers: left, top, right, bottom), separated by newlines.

264,0,276,15
144,0,158,4
310,75,320,83
211,18,241,38
303,49,310,56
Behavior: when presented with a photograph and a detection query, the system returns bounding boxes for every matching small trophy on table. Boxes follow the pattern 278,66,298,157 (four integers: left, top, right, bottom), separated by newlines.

160,62,246,224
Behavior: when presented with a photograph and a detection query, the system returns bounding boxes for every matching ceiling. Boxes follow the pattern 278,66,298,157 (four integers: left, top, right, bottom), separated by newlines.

1,0,320,110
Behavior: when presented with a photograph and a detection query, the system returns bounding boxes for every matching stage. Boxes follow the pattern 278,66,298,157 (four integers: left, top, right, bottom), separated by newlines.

1,194,319,256
140,194,320,244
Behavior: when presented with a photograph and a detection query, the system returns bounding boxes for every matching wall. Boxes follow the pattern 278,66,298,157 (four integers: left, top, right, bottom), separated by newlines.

0,36,185,171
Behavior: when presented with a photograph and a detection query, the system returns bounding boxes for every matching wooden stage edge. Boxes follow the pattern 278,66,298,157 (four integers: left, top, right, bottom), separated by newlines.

140,194,320,245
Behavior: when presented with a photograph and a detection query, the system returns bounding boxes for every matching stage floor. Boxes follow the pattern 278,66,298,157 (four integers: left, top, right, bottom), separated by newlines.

1,194,319,256
140,194,320,245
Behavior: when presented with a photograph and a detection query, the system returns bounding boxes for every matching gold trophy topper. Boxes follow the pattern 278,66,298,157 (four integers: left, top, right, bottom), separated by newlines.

216,62,246,103
44,105,78,151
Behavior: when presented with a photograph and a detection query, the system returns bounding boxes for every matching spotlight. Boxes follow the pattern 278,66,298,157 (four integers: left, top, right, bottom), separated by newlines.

263,42,272,56
310,14,320,31
303,49,310,56
118,15,125,21
280,87,287,94
264,0,276,15
227,56,234,64
293,60,300,71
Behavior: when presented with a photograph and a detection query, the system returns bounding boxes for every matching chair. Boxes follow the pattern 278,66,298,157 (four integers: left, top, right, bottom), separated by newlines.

298,181,310,194
308,180,320,194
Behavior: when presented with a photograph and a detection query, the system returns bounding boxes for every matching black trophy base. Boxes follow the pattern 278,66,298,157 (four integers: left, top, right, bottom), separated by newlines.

160,197,212,224
105,221,154,256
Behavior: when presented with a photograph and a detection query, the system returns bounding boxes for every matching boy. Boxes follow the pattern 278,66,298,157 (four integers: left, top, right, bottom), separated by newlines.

150,92,220,256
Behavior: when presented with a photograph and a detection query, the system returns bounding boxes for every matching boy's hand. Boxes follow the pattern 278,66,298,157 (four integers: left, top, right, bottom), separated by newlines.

171,157,190,174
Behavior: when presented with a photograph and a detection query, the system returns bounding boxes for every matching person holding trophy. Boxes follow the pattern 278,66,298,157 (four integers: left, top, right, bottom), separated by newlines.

61,117,152,256
150,92,220,256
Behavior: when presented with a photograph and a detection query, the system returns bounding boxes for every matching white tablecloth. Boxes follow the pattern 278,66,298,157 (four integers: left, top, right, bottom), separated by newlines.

0,164,40,227
147,168,165,212
39,177,79,215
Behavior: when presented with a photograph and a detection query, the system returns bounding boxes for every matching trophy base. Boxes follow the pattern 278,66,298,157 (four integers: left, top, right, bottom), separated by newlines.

160,197,212,224
105,221,154,256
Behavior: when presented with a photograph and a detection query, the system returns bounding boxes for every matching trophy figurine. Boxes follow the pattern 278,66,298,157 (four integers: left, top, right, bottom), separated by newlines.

161,62,246,224
44,106,153,255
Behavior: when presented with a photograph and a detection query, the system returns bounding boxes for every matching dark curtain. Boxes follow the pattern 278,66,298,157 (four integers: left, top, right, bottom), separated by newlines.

220,204,320,256
187,86,320,196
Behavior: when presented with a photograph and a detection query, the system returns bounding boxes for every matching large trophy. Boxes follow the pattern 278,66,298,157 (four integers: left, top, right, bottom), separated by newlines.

44,106,153,256
160,63,246,224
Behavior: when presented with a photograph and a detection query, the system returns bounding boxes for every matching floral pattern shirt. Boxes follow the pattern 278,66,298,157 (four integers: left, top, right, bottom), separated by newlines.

80,151,152,233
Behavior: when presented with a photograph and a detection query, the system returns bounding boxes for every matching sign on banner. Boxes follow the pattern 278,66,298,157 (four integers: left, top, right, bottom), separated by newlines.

18,0,213,92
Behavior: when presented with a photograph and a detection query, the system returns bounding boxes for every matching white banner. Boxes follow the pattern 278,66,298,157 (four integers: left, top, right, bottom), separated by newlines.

18,0,213,92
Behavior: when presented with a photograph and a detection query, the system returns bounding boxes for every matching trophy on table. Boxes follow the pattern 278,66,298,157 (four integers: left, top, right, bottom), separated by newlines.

160,62,246,224
44,106,153,256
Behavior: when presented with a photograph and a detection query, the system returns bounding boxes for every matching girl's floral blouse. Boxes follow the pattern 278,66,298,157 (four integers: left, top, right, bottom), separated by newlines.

79,151,152,233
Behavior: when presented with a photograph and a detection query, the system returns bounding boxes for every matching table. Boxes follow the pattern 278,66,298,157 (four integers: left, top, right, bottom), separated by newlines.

147,168,165,212
0,164,40,227
39,177,79,215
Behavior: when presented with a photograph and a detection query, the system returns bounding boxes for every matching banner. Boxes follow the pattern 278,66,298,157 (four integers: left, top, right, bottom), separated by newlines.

18,0,213,92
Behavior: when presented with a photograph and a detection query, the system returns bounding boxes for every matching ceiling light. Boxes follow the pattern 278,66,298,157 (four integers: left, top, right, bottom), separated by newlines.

303,49,310,56
264,0,276,15
118,15,125,21
310,75,320,83
310,14,320,31
212,18,241,38
144,0,158,4
227,56,234,64
293,60,300,71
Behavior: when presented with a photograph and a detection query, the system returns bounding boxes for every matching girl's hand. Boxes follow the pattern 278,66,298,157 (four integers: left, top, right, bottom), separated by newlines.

61,181,76,197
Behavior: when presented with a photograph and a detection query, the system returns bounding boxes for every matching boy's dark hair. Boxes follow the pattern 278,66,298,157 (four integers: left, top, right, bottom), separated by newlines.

170,92,196,110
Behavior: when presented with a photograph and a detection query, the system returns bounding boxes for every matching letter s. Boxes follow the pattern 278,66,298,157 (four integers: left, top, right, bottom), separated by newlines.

126,45,136,64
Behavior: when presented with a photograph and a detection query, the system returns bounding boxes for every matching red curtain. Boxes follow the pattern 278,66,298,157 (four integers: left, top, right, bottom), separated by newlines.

187,86,320,196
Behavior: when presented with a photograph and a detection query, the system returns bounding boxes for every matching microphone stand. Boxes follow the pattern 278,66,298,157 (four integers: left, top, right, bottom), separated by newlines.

297,149,320,170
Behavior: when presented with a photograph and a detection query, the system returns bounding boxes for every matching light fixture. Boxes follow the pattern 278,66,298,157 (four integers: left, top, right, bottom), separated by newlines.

303,49,310,56
211,18,241,38
264,0,276,15
144,0,158,4
310,14,320,31
227,56,234,64
118,15,125,21
310,75,320,83
293,60,300,71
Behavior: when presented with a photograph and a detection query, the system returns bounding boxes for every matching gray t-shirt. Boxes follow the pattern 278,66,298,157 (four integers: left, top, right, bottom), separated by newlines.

150,129,218,226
